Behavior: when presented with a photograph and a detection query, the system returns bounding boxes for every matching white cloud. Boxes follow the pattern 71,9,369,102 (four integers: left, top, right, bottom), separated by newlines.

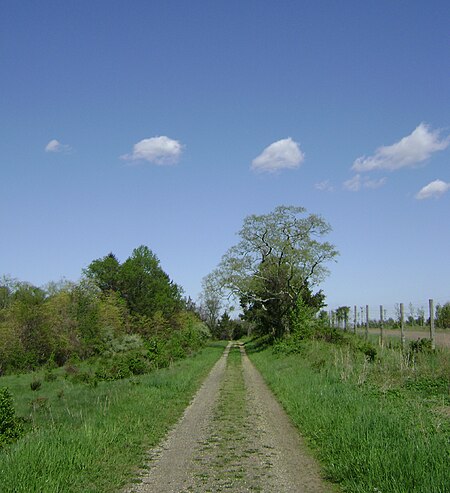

315,180,334,192
343,174,362,192
251,137,304,173
121,136,183,165
415,179,450,200
45,139,71,153
343,174,387,192
352,123,449,172
364,177,387,189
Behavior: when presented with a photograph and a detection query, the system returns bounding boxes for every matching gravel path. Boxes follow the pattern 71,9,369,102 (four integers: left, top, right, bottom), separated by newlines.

126,342,334,493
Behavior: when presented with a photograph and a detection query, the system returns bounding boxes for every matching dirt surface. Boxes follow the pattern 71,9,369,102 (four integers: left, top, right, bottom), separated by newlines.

126,343,334,493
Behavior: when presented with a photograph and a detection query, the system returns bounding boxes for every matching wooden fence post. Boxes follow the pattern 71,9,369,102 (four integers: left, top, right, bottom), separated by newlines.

379,305,384,347
429,299,435,350
353,305,357,334
400,302,405,349
365,305,369,340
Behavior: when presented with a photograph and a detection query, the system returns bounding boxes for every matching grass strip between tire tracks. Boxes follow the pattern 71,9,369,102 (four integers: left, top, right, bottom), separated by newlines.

0,342,227,493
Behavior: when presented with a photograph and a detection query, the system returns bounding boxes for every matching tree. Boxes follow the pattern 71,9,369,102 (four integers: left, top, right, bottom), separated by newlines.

85,246,183,319
120,246,182,318
436,302,450,329
336,306,350,330
198,271,223,337
211,205,338,338
84,253,121,293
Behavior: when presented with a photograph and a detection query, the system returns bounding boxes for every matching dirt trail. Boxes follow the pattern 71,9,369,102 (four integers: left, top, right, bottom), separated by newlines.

126,342,334,493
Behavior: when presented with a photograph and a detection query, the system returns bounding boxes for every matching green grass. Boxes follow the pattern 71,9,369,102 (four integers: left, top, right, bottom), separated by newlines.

248,339,449,493
0,341,226,493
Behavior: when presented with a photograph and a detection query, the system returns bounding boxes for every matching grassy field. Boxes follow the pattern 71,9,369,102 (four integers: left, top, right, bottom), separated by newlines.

358,327,450,348
0,342,226,493
248,337,450,493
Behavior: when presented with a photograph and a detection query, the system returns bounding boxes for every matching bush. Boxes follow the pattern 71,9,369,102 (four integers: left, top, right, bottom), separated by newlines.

44,371,57,382
30,379,42,391
95,350,152,381
0,387,24,447
409,338,433,354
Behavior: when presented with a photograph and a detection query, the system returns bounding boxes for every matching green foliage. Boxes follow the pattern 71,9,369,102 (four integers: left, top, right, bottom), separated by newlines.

436,302,450,328
250,342,450,493
0,387,24,447
30,380,42,391
208,205,337,338
290,295,319,339
95,351,151,381
0,344,224,492
0,245,208,378
409,337,433,354
83,253,121,292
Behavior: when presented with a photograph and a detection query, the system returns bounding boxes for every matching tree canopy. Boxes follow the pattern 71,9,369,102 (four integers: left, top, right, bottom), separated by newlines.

84,245,183,318
204,205,338,337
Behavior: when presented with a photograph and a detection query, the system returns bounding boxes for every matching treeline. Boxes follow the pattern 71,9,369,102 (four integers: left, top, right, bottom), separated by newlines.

0,246,209,374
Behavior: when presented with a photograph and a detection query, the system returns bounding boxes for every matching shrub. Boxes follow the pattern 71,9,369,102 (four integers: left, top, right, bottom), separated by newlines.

95,350,151,381
30,379,42,391
0,387,24,447
409,338,433,354
44,371,57,382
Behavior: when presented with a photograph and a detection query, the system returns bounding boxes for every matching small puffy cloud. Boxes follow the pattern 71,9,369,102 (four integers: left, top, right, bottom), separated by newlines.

251,137,304,173
343,174,387,192
121,136,183,165
315,180,334,192
352,123,449,172
45,139,71,153
415,179,450,200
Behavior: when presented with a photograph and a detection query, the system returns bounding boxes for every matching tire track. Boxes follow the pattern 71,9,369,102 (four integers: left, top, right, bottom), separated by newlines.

126,342,334,493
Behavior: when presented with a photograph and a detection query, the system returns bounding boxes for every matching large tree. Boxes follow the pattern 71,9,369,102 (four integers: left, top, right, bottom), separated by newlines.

211,205,338,337
85,246,182,319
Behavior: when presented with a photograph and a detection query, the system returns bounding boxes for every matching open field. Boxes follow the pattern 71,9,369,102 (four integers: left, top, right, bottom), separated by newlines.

354,327,450,347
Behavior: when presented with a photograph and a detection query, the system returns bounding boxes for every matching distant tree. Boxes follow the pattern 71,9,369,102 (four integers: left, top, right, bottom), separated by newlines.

85,246,182,319
436,302,450,329
407,303,416,326
198,271,223,338
7,284,48,367
84,253,121,293
209,206,337,338
336,306,350,330
120,246,182,318
416,306,425,327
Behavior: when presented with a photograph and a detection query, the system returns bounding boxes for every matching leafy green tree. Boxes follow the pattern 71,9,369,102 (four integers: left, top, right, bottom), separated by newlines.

8,284,49,367
42,289,80,364
84,253,121,293
85,246,183,319
120,246,182,318
211,206,337,338
436,302,450,329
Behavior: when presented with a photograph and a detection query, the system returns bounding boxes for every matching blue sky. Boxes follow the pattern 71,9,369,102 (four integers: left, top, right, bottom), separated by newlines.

1,0,449,314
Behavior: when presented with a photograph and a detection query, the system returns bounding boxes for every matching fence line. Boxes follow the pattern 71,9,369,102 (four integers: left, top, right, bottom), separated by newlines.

327,298,449,349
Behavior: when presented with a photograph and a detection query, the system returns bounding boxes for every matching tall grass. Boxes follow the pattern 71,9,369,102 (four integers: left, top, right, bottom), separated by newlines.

0,342,226,493
249,339,449,493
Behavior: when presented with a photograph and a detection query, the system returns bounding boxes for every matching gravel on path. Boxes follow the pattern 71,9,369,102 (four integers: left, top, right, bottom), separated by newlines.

125,342,335,493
